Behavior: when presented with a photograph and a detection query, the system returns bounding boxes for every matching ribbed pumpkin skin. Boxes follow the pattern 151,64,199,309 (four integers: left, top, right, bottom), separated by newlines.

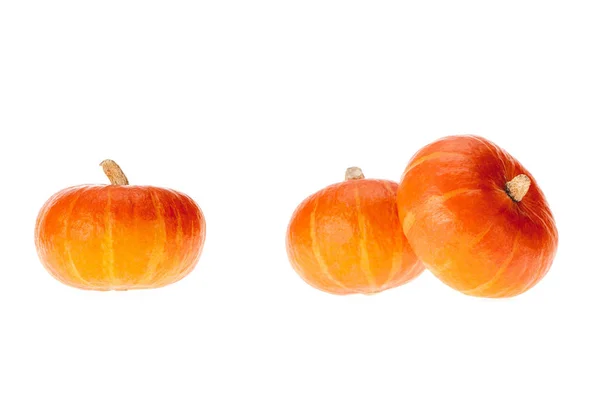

286,179,424,295
396,135,558,298
35,185,206,290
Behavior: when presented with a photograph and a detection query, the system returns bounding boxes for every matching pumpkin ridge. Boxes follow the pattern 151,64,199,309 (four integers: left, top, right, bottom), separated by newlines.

469,135,498,158
468,223,494,248
522,200,558,249
439,187,480,202
354,185,376,289
141,189,168,286
519,247,548,295
463,231,521,296
384,229,404,287
167,190,187,282
184,194,199,277
103,189,116,287
493,246,542,298
381,180,397,198
492,235,543,298
35,187,80,286
402,211,416,234
403,151,465,176
172,192,200,284
35,186,79,258
309,197,349,291
176,192,204,284
63,188,95,288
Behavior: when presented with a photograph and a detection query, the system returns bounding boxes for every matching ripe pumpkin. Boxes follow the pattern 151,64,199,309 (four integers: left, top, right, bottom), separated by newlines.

34,160,206,291
396,135,558,298
286,167,424,295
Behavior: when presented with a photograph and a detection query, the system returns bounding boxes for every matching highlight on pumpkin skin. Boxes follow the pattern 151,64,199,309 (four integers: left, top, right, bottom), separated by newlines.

285,166,425,296
396,135,558,298
34,159,206,291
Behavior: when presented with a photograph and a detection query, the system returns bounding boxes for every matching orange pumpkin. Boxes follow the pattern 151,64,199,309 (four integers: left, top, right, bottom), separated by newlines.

396,135,558,298
34,160,206,291
286,167,424,295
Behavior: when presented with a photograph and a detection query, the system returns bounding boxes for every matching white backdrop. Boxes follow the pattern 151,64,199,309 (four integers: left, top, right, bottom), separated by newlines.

1,1,598,399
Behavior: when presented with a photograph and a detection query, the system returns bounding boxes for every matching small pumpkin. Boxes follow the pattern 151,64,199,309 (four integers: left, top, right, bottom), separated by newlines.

396,135,558,298
35,160,206,291
286,167,424,295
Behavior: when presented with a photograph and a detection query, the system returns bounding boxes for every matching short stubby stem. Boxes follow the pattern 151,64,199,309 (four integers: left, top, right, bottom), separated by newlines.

100,160,129,185
505,174,531,202
345,167,365,181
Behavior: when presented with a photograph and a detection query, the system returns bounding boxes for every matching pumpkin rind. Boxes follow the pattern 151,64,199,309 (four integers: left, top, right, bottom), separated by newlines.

35,185,206,290
286,175,424,295
396,135,558,298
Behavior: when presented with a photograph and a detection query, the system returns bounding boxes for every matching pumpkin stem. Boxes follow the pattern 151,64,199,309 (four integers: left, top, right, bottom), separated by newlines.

345,167,365,180
100,160,129,185
505,174,531,202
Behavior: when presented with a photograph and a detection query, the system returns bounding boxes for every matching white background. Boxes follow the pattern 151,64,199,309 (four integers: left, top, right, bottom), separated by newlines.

1,1,598,399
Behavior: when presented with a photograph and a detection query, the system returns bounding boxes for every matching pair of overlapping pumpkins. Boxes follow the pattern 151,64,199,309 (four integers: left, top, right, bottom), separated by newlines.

35,135,558,298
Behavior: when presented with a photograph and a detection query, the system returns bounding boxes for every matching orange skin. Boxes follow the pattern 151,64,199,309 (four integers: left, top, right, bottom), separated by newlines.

35,185,206,291
397,135,558,298
286,171,424,295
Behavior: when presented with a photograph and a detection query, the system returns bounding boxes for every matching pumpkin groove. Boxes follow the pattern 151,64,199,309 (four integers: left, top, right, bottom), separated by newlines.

103,191,115,283
462,232,521,296
308,199,349,292
143,190,167,284
354,187,376,289
64,189,90,286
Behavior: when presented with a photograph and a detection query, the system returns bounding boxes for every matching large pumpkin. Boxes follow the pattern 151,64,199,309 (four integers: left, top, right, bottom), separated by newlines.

396,135,558,298
34,160,206,291
286,167,424,295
